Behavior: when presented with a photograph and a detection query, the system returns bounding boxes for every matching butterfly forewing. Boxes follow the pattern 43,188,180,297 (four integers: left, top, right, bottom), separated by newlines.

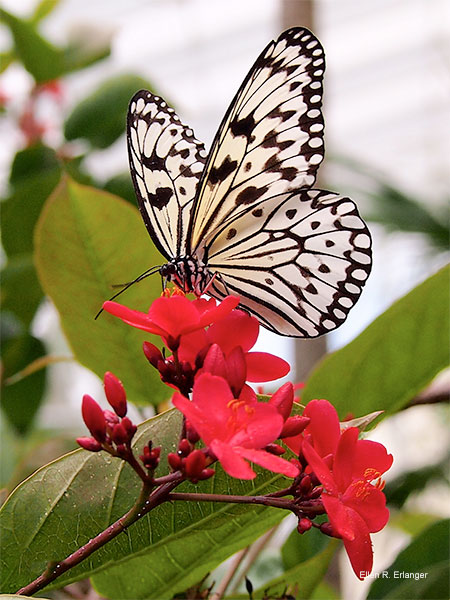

206,190,372,337
127,90,207,259
188,28,325,252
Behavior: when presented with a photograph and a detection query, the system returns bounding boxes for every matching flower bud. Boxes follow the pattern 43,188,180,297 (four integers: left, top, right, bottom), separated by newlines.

81,394,106,442
280,416,310,439
168,452,182,470
197,468,215,480
299,474,312,494
76,437,102,452
265,443,285,456
185,449,206,480
121,417,137,439
143,342,163,367
186,421,200,444
226,346,247,397
297,518,312,534
104,410,120,428
111,423,128,445
269,382,294,420
104,372,127,417
178,438,191,457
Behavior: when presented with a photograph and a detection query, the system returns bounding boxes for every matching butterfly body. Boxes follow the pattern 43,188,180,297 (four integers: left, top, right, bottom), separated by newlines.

127,28,372,337
160,255,212,295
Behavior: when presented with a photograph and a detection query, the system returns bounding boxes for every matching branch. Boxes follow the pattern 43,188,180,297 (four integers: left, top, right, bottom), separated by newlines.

17,476,183,597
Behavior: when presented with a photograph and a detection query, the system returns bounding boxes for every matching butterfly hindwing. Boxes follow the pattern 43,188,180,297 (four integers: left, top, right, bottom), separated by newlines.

206,190,372,337
188,27,326,252
127,90,207,259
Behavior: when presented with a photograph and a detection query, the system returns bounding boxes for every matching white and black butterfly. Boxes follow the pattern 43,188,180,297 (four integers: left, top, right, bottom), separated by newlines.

126,27,372,337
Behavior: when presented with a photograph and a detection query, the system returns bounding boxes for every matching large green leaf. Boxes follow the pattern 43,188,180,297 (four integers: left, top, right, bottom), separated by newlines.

302,266,449,418
1,334,46,435
367,519,449,599
0,8,65,82
64,75,155,149
0,409,293,594
34,177,168,406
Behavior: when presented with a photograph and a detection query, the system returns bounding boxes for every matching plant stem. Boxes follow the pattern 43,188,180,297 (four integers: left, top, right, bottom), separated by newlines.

169,491,296,512
210,547,249,600
16,476,183,597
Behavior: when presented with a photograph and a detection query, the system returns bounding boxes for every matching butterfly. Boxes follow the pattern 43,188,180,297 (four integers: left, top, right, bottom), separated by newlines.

126,27,372,338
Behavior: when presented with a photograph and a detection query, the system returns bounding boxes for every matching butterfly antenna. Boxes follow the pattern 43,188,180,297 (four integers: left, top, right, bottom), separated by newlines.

94,265,161,320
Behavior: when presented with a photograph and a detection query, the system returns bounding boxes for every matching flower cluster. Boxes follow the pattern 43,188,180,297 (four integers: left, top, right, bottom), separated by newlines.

77,372,137,458
285,399,393,578
76,291,393,580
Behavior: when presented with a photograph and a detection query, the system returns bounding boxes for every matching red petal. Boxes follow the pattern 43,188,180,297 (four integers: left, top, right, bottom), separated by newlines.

197,295,240,329
352,439,394,480
210,439,256,479
302,440,338,495
236,447,299,477
246,352,290,382
207,309,258,353
103,301,166,336
343,482,390,533
341,510,373,579
177,329,208,365
321,494,356,541
230,404,283,449
149,296,201,337
303,399,340,458
333,427,359,491
269,382,294,420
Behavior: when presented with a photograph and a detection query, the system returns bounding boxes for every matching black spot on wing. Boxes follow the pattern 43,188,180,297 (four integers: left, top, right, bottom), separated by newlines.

208,155,238,185
230,113,256,141
235,185,269,206
148,188,174,209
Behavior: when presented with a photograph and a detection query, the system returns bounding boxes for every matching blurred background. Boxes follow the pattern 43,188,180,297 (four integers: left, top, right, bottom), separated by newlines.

1,1,449,598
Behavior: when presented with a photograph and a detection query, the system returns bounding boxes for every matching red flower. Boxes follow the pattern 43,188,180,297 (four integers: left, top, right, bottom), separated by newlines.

103,295,239,350
178,309,290,383
303,424,393,579
172,373,299,480
283,398,341,457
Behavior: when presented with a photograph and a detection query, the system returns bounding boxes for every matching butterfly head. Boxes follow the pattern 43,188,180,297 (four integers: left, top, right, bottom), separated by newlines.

161,256,213,298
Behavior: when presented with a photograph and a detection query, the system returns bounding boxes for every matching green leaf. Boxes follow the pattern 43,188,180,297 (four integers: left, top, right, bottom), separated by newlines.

1,334,46,434
103,172,136,205
302,266,450,418
281,524,327,570
63,40,110,74
367,519,450,599
230,540,338,600
29,0,61,24
64,75,155,149
0,409,294,594
1,145,62,257
0,8,65,82
34,177,167,406
0,50,15,74
1,255,44,329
